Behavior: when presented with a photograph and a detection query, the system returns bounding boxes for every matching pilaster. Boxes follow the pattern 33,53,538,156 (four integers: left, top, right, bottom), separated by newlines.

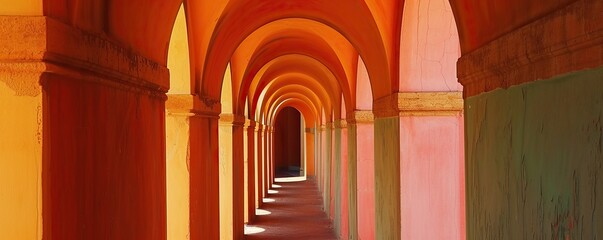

218,113,246,240
0,16,170,239
244,120,256,223
254,123,264,208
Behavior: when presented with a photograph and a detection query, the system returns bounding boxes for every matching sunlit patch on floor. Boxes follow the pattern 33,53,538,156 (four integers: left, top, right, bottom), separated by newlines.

256,208,272,215
263,198,276,203
244,225,266,235
275,176,306,183
268,189,279,194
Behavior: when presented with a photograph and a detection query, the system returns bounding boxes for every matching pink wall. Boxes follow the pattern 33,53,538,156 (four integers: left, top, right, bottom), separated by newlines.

399,115,465,239
340,127,349,239
356,123,375,240
329,128,335,219
398,0,461,92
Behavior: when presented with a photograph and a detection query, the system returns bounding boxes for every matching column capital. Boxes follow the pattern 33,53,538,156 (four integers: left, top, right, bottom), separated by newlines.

255,123,264,132
219,113,246,126
333,119,347,129
0,16,170,92
373,92,463,118
346,110,374,124
245,119,256,129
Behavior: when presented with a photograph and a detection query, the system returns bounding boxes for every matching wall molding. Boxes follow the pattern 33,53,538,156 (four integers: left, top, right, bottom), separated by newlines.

458,0,603,97
373,92,463,118
347,110,374,124
0,16,170,94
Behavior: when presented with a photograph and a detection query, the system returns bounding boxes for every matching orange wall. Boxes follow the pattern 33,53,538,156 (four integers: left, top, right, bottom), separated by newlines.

274,107,301,171
44,74,166,239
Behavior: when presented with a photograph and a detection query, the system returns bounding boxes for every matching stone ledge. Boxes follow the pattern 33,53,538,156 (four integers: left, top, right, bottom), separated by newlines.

0,16,169,92
165,94,221,117
373,92,463,118
347,110,374,124
219,113,246,125
458,0,603,97
333,120,347,129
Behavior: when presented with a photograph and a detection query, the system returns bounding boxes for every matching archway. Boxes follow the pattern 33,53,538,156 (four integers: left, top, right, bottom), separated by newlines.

273,107,304,177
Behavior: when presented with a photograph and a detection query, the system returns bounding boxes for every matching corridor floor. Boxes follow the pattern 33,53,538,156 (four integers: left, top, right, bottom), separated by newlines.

244,175,337,240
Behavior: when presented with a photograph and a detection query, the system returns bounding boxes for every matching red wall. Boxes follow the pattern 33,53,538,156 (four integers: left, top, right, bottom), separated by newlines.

45,74,166,239
274,107,301,172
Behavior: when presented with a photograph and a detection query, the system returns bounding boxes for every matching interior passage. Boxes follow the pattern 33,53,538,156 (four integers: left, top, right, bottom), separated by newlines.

245,173,337,240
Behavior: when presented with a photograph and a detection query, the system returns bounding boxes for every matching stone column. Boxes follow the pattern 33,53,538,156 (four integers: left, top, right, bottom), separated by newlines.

322,123,333,216
165,94,199,240
255,123,264,208
333,121,343,236
333,119,350,239
305,127,316,176
351,111,375,240
346,111,375,240
263,127,270,196
0,16,169,239
218,114,246,240
315,126,323,192
244,120,256,223
191,103,220,240
373,97,402,240
373,92,464,239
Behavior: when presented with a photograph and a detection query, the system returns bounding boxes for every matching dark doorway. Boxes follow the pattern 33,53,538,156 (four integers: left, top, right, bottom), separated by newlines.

274,107,302,177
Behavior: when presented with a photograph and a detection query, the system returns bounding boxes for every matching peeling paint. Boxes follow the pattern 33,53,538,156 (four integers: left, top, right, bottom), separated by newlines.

465,67,603,239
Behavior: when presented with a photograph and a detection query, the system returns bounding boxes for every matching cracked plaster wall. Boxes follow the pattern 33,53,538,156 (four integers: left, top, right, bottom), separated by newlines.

399,0,461,92
465,67,603,239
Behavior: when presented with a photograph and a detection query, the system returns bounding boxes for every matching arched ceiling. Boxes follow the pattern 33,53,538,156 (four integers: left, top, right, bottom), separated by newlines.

6,0,581,125
449,0,576,53
245,55,343,117
268,98,319,127
187,0,401,103
257,85,328,125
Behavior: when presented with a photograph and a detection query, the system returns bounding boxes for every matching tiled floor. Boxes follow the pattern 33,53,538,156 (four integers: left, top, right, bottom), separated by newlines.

244,175,337,240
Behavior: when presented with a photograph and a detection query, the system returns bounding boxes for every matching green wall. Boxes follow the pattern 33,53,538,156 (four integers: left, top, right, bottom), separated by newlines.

465,67,603,239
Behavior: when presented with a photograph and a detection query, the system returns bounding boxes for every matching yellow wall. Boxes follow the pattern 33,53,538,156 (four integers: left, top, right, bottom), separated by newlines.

0,78,42,239
166,114,191,240
0,0,42,15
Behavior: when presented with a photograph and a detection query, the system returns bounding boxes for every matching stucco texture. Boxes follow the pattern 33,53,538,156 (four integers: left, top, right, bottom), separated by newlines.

465,67,603,239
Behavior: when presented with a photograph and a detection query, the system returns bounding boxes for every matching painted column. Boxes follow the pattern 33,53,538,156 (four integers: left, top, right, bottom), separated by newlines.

269,127,275,183
330,123,336,219
333,123,342,231
397,93,464,239
352,111,375,240
263,127,270,196
191,106,220,240
218,114,245,240
322,123,332,215
335,119,350,239
245,120,256,223
373,97,402,240
373,92,465,239
165,95,200,240
332,119,349,238
373,116,401,240
0,16,169,239
255,123,264,208
316,127,323,192
305,128,316,176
